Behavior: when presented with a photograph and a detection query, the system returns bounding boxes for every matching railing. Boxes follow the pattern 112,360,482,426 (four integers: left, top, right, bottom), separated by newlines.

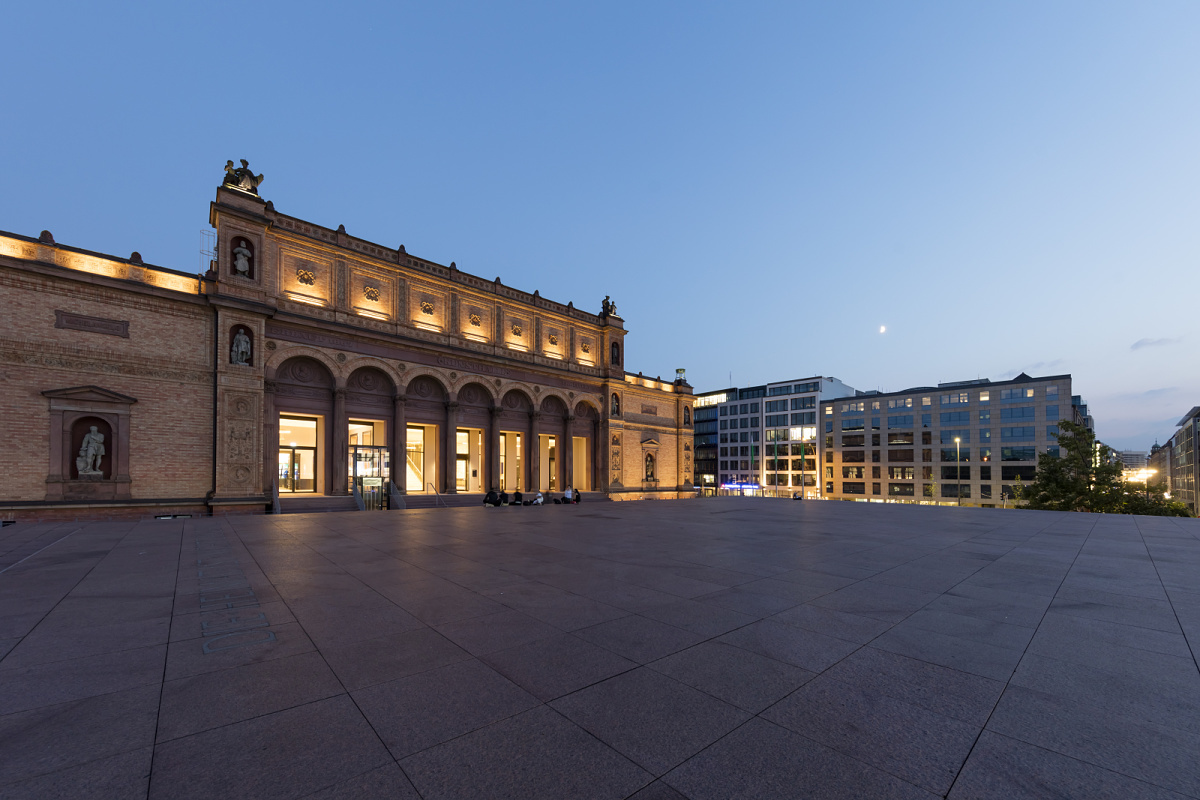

427,483,448,508
389,480,406,510
271,479,281,514
352,483,366,511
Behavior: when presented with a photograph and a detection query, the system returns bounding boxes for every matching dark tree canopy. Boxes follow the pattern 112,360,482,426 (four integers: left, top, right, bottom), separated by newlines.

1027,420,1191,516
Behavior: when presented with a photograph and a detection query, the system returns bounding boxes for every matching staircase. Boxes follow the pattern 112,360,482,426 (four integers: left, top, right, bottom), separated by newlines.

277,494,361,514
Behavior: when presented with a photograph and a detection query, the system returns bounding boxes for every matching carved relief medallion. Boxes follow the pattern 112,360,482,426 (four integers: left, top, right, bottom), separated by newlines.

296,268,316,285
363,285,380,302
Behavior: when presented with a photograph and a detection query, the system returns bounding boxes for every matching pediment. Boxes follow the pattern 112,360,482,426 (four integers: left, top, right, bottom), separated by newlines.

641,437,660,447
42,386,138,404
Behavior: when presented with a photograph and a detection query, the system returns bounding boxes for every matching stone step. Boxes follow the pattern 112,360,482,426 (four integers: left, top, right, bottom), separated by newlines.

277,494,361,514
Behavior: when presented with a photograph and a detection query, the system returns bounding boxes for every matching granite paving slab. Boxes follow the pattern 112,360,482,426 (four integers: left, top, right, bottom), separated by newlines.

1,499,1198,798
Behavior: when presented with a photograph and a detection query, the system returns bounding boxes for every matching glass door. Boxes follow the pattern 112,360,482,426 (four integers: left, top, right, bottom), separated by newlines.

278,447,316,492
350,445,390,510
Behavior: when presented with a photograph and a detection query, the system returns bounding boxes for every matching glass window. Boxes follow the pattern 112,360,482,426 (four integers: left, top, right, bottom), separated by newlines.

979,447,992,461
843,482,866,495
980,484,993,499
889,483,915,496
888,466,916,479
1047,425,1059,438
1046,386,1059,397
1001,427,1036,441
940,392,969,406
750,403,759,413
940,430,970,444
979,391,990,403
825,421,833,433
887,432,914,445
719,419,728,430
940,411,971,424
980,466,992,480
842,434,865,447
791,412,816,425
1046,405,1060,420
921,414,932,428
887,449,914,462
1001,447,1037,461
922,397,932,407
792,396,816,410
871,417,881,430
942,484,971,498
719,434,728,443
941,448,969,462
888,398,913,410
1000,388,1036,402
825,406,833,416
979,410,991,422
888,415,914,428
980,429,991,442
942,466,971,480
842,418,865,431
1002,465,1037,481
1000,406,1036,420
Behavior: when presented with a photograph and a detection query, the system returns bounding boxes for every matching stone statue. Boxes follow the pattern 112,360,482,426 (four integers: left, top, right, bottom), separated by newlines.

231,328,252,366
611,393,620,416
222,159,265,195
233,240,252,276
645,452,655,481
76,426,106,476
601,296,613,316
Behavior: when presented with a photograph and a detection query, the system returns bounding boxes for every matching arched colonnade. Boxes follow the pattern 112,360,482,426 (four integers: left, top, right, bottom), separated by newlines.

263,346,602,497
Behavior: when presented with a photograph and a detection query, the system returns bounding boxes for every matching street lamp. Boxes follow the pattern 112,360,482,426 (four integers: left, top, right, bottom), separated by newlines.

954,436,961,506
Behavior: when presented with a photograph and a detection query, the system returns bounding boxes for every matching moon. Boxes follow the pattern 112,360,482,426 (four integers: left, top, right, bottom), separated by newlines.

879,325,886,334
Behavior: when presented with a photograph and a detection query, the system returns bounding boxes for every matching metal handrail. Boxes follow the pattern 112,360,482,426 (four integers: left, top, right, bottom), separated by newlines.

427,483,448,507
389,480,406,510
352,483,366,511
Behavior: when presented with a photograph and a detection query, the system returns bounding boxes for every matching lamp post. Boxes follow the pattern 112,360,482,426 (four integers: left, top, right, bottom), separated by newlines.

955,436,962,506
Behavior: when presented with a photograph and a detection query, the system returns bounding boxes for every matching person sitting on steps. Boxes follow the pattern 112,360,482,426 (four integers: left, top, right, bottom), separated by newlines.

483,488,500,507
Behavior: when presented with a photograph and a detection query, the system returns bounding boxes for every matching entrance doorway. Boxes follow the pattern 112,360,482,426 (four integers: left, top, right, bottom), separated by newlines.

278,416,319,493
539,434,558,491
350,445,390,510
499,431,523,492
456,428,484,493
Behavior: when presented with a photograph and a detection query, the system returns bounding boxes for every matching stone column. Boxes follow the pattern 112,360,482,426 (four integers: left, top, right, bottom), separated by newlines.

443,401,459,494
489,407,502,491
529,410,541,492
392,393,407,494
563,414,575,490
331,387,348,495
263,380,278,492
593,418,602,492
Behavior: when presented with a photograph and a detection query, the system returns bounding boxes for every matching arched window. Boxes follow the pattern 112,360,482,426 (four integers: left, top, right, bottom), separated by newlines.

230,236,255,279
611,393,621,416
610,341,620,365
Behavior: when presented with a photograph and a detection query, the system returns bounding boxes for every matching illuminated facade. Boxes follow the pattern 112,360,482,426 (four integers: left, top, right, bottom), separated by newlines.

820,373,1076,506
0,172,695,521
693,377,856,496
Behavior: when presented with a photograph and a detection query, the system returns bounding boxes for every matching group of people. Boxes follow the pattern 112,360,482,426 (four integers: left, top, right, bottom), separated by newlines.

483,486,582,507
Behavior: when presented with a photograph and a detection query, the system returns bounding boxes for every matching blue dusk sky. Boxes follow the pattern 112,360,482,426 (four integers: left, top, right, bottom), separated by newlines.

2,2,1197,451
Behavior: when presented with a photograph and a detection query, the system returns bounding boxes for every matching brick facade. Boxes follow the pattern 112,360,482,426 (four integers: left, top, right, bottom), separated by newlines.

0,179,694,521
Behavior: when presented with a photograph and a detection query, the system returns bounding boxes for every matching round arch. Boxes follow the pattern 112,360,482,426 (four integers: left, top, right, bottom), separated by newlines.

265,345,343,386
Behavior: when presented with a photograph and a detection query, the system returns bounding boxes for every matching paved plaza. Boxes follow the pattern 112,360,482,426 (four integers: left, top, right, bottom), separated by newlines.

1,499,1199,799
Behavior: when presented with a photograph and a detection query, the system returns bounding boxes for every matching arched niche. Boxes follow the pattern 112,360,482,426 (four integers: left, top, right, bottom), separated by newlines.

345,366,395,416
230,325,253,367
611,341,621,365
43,386,136,501
230,235,255,280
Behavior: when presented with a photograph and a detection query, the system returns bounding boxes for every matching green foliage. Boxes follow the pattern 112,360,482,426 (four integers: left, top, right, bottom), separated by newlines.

1027,420,1193,516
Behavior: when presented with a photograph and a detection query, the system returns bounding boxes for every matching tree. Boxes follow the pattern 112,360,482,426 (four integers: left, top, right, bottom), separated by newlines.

1027,420,1193,516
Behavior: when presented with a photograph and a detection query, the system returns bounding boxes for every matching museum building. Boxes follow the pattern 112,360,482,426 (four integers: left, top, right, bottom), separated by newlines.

0,164,696,521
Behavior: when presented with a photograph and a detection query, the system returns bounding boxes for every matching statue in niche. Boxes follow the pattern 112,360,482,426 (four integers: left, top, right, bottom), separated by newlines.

610,393,620,416
645,452,656,481
231,328,252,366
76,426,106,477
233,239,253,277
222,159,265,195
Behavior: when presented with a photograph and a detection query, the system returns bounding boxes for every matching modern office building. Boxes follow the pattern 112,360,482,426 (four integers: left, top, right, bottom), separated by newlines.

1169,408,1199,515
692,376,857,496
1117,450,1148,470
820,373,1077,506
